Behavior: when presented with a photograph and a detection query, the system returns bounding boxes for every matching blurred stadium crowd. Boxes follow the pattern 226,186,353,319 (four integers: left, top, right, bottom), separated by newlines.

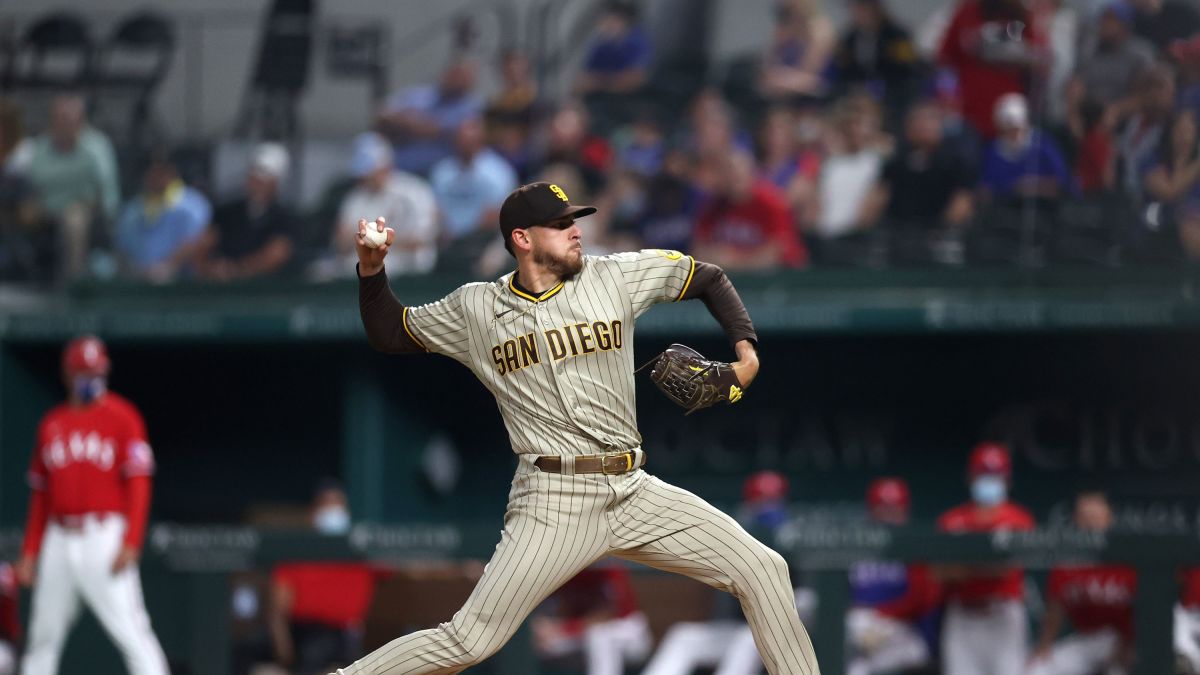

6,0,1200,286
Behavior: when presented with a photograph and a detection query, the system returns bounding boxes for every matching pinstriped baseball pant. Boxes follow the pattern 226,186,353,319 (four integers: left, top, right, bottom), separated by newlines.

335,455,819,675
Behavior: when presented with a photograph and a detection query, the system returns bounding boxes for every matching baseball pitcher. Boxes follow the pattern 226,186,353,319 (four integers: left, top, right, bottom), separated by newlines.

17,336,169,675
334,182,819,674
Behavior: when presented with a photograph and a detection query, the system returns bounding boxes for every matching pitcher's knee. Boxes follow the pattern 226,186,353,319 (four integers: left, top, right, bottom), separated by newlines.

442,622,504,665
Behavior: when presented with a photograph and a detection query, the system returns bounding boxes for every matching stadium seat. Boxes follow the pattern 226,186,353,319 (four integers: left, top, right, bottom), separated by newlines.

5,12,93,91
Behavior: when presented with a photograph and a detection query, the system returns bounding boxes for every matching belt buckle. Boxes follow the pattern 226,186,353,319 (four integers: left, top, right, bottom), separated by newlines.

602,452,633,475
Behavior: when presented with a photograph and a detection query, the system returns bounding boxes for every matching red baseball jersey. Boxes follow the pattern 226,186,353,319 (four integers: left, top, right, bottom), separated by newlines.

22,393,155,556
937,501,1035,602
1182,567,1200,608
1046,564,1136,637
273,562,381,629
554,565,641,636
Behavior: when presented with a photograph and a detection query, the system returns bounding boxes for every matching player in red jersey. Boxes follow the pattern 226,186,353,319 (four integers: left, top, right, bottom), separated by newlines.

937,441,1035,675
16,336,168,675
1029,491,1135,675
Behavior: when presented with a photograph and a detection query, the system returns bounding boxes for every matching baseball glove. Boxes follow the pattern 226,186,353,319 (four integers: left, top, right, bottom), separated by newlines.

638,343,745,415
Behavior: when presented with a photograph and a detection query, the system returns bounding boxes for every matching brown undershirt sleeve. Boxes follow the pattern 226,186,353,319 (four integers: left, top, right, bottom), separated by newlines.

679,260,759,350
358,265,426,354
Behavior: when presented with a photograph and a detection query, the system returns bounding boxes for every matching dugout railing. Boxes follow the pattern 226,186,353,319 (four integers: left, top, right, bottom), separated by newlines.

5,525,1185,675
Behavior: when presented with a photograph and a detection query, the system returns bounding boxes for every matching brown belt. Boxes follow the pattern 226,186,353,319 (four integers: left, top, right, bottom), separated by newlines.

534,451,642,475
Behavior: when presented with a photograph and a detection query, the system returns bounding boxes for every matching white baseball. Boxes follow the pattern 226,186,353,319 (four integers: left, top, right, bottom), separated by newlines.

362,224,388,250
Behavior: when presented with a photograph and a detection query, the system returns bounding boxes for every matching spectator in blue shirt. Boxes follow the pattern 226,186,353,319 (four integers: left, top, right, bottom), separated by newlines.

575,1,653,96
377,57,484,176
114,150,211,282
979,93,1073,203
430,117,518,248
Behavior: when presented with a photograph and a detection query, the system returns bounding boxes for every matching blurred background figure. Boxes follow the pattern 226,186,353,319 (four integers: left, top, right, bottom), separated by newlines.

737,469,791,530
430,116,518,273
26,94,121,280
195,143,294,281
1028,491,1135,675
1177,567,1200,674
832,0,923,128
760,0,835,102
315,132,437,279
575,1,652,97
846,477,940,675
113,148,211,283
864,99,974,264
936,441,1035,675
268,480,379,675
693,147,807,270
531,562,652,675
937,0,1046,139
377,57,483,176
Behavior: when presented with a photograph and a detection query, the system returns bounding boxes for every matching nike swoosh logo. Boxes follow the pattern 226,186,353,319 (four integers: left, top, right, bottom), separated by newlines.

495,309,513,319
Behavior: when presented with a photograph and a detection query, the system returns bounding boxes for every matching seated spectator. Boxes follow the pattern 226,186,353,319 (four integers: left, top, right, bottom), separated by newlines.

812,93,890,244
269,481,381,675
532,563,652,675
613,110,665,178
319,133,437,278
376,57,483,176
862,101,974,262
1116,65,1175,201
26,94,121,279
486,49,540,181
1028,491,1136,675
532,102,613,195
757,106,823,226
693,148,807,269
978,93,1072,203
1129,0,1200,55
430,117,518,259
760,0,836,101
626,148,702,252
833,0,922,122
575,0,653,135
575,1,652,96
195,143,295,281
487,48,539,124
1142,109,1200,259
112,149,211,282
1072,2,1155,113
938,0,1047,138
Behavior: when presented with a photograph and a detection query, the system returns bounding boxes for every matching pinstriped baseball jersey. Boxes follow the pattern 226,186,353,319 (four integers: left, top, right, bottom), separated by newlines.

401,249,696,456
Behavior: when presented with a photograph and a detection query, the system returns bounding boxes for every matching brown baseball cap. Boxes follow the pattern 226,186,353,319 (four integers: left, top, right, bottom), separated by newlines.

499,182,597,252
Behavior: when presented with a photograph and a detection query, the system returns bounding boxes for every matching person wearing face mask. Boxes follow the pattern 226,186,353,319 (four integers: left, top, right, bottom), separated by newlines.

936,441,1035,675
268,481,379,675
17,335,170,675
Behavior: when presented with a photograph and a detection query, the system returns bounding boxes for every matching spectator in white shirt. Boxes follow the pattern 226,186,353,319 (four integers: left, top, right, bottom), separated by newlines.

328,132,438,277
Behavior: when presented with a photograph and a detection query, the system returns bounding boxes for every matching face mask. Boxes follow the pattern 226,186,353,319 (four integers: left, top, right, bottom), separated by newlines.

74,376,106,404
971,475,1007,507
313,507,351,535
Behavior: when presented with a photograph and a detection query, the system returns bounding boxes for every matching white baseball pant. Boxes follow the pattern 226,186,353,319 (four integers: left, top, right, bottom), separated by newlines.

539,611,652,675
20,514,168,675
1176,604,1200,673
846,607,930,675
1025,627,1123,675
942,599,1028,675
